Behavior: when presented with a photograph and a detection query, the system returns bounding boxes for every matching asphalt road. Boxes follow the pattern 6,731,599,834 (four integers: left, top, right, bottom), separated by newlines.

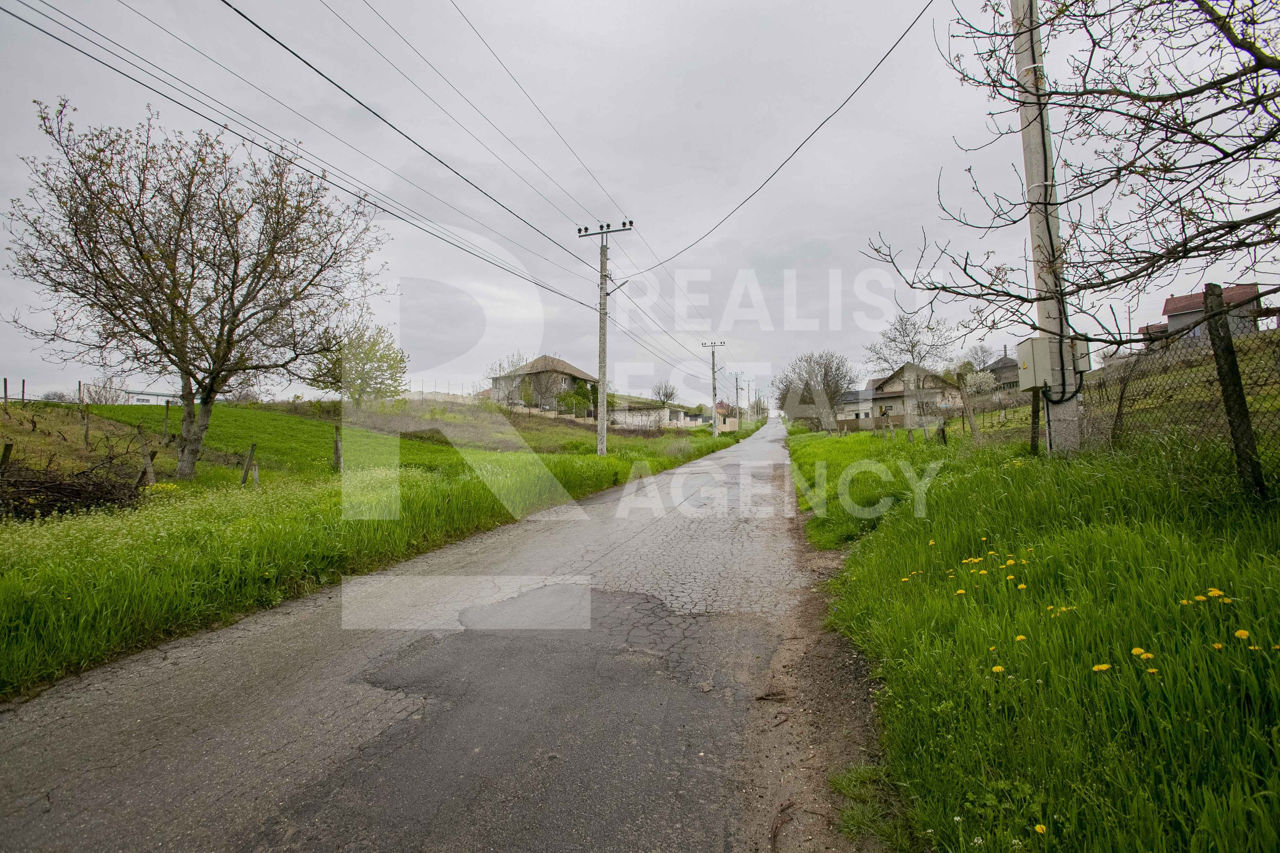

0,419,807,851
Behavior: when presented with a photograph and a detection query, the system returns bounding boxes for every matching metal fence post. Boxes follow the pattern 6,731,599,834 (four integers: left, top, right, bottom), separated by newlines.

1205,284,1267,499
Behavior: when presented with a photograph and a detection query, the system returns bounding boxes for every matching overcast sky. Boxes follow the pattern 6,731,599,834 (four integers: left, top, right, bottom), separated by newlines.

0,0,1177,404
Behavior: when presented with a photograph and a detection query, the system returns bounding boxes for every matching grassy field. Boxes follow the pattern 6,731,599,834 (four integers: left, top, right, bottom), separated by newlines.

0,403,757,697
789,429,1280,850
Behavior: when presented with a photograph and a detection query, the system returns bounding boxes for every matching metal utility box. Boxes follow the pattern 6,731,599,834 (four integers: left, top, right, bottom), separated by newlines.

1017,337,1090,392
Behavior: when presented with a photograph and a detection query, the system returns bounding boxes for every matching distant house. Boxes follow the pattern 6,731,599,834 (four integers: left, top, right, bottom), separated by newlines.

1137,322,1169,348
1162,284,1259,339
490,355,596,409
980,346,1020,390
837,363,961,429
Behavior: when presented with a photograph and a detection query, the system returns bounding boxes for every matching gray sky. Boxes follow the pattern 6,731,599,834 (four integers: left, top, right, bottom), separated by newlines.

0,0,1173,404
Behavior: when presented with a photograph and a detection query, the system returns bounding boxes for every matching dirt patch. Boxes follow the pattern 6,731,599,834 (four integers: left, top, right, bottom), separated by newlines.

740,500,886,851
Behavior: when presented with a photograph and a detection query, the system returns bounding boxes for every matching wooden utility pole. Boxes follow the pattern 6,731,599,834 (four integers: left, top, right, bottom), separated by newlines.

732,372,741,425
1012,0,1082,453
702,341,725,436
577,220,635,456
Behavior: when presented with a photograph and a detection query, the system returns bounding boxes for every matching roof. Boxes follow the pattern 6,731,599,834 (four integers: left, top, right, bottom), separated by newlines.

494,354,596,383
981,355,1018,372
1137,323,1168,336
873,362,959,391
1162,284,1258,317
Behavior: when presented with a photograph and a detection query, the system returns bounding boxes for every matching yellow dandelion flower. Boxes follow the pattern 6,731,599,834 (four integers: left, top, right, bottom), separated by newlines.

1212,643,1224,650
992,665,1004,673
1235,629,1250,639
1092,663,1111,672
1006,559,1015,566
989,645,996,651
1140,652,1154,660
1047,606,1054,610
1015,635,1026,642
1006,574,1015,580
1179,600,1190,605
928,539,935,546
901,577,910,582
1131,647,1144,656
1194,595,1207,602
1017,584,1027,590
988,550,997,555
979,570,988,575
1035,825,1046,834
1207,589,1223,597
981,537,987,541
1146,668,1158,674
1221,598,1232,604
955,589,966,595
1249,645,1262,651
1020,559,1028,564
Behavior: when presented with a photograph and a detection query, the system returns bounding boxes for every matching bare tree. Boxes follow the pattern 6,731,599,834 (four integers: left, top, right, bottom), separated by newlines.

83,377,128,405
870,1,1280,344
7,103,382,477
651,381,678,406
309,323,409,408
772,350,859,430
864,313,954,374
40,390,73,403
963,343,996,371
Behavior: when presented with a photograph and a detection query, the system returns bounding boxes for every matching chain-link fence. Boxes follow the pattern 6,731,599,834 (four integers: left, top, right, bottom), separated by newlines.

1082,290,1279,496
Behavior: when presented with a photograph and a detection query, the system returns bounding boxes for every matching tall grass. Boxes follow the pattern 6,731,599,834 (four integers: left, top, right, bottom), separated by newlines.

790,431,1280,850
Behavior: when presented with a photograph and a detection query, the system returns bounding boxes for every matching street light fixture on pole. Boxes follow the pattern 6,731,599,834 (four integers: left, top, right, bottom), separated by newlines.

577,220,634,456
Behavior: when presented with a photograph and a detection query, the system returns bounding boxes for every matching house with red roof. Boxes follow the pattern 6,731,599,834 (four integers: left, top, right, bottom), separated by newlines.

1160,284,1260,340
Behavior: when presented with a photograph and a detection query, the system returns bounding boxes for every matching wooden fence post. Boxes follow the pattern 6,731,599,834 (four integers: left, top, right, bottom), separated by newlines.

0,442,12,470
1205,284,1267,499
240,443,257,486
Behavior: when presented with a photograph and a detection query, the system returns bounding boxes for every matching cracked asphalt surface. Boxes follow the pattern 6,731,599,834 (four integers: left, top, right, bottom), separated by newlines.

0,419,808,851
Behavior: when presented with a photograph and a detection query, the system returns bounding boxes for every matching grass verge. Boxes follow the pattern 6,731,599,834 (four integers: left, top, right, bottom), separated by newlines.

789,429,1280,850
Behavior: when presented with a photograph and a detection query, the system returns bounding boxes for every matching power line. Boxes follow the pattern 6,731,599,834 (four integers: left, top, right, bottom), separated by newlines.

317,0,584,229
448,0,629,218
359,0,603,224
0,3,597,314
109,0,594,286
625,0,937,276
216,0,591,270
23,0,586,301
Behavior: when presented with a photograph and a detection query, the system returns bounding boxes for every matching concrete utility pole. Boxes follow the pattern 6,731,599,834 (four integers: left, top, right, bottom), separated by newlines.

702,341,725,436
732,372,741,423
1012,0,1082,453
577,221,635,456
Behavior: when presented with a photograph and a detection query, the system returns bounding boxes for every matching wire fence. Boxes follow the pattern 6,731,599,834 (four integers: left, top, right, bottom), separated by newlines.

1082,291,1279,497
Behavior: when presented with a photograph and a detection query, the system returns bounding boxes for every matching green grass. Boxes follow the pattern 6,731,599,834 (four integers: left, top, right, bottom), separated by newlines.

0,405,752,697
790,430,1280,851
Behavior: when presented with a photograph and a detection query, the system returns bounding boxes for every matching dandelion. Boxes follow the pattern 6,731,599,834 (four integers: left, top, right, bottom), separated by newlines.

989,645,996,651
988,550,996,556
1015,635,1026,642
901,577,909,582
1179,600,1190,605
1092,664,1111,672
1131,647,1144,656
1194,595,1207,602
1006,574,1015,580
979,570,988,575
992,665,1004,673
1140,652,1154,660
1017,583,1027,590
956,589,966,595
1207,589,1223,597
929,539,935,546
1235,629,1250,639
1146,668,1158,674
1006,559,1015,566
1249,645,1261,651
1221,598,1232,604
1035,825,1046,834
1212,643,1224,650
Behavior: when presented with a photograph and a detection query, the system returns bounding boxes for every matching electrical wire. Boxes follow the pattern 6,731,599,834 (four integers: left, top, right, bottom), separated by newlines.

217,0,591,270
624,0,937,276
0,3,597,313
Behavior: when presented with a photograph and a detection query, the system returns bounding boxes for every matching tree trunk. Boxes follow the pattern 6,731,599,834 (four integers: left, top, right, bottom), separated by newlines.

175,397,214,479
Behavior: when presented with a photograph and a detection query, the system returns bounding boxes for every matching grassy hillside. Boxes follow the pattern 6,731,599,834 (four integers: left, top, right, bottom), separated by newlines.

790,430,1279,850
